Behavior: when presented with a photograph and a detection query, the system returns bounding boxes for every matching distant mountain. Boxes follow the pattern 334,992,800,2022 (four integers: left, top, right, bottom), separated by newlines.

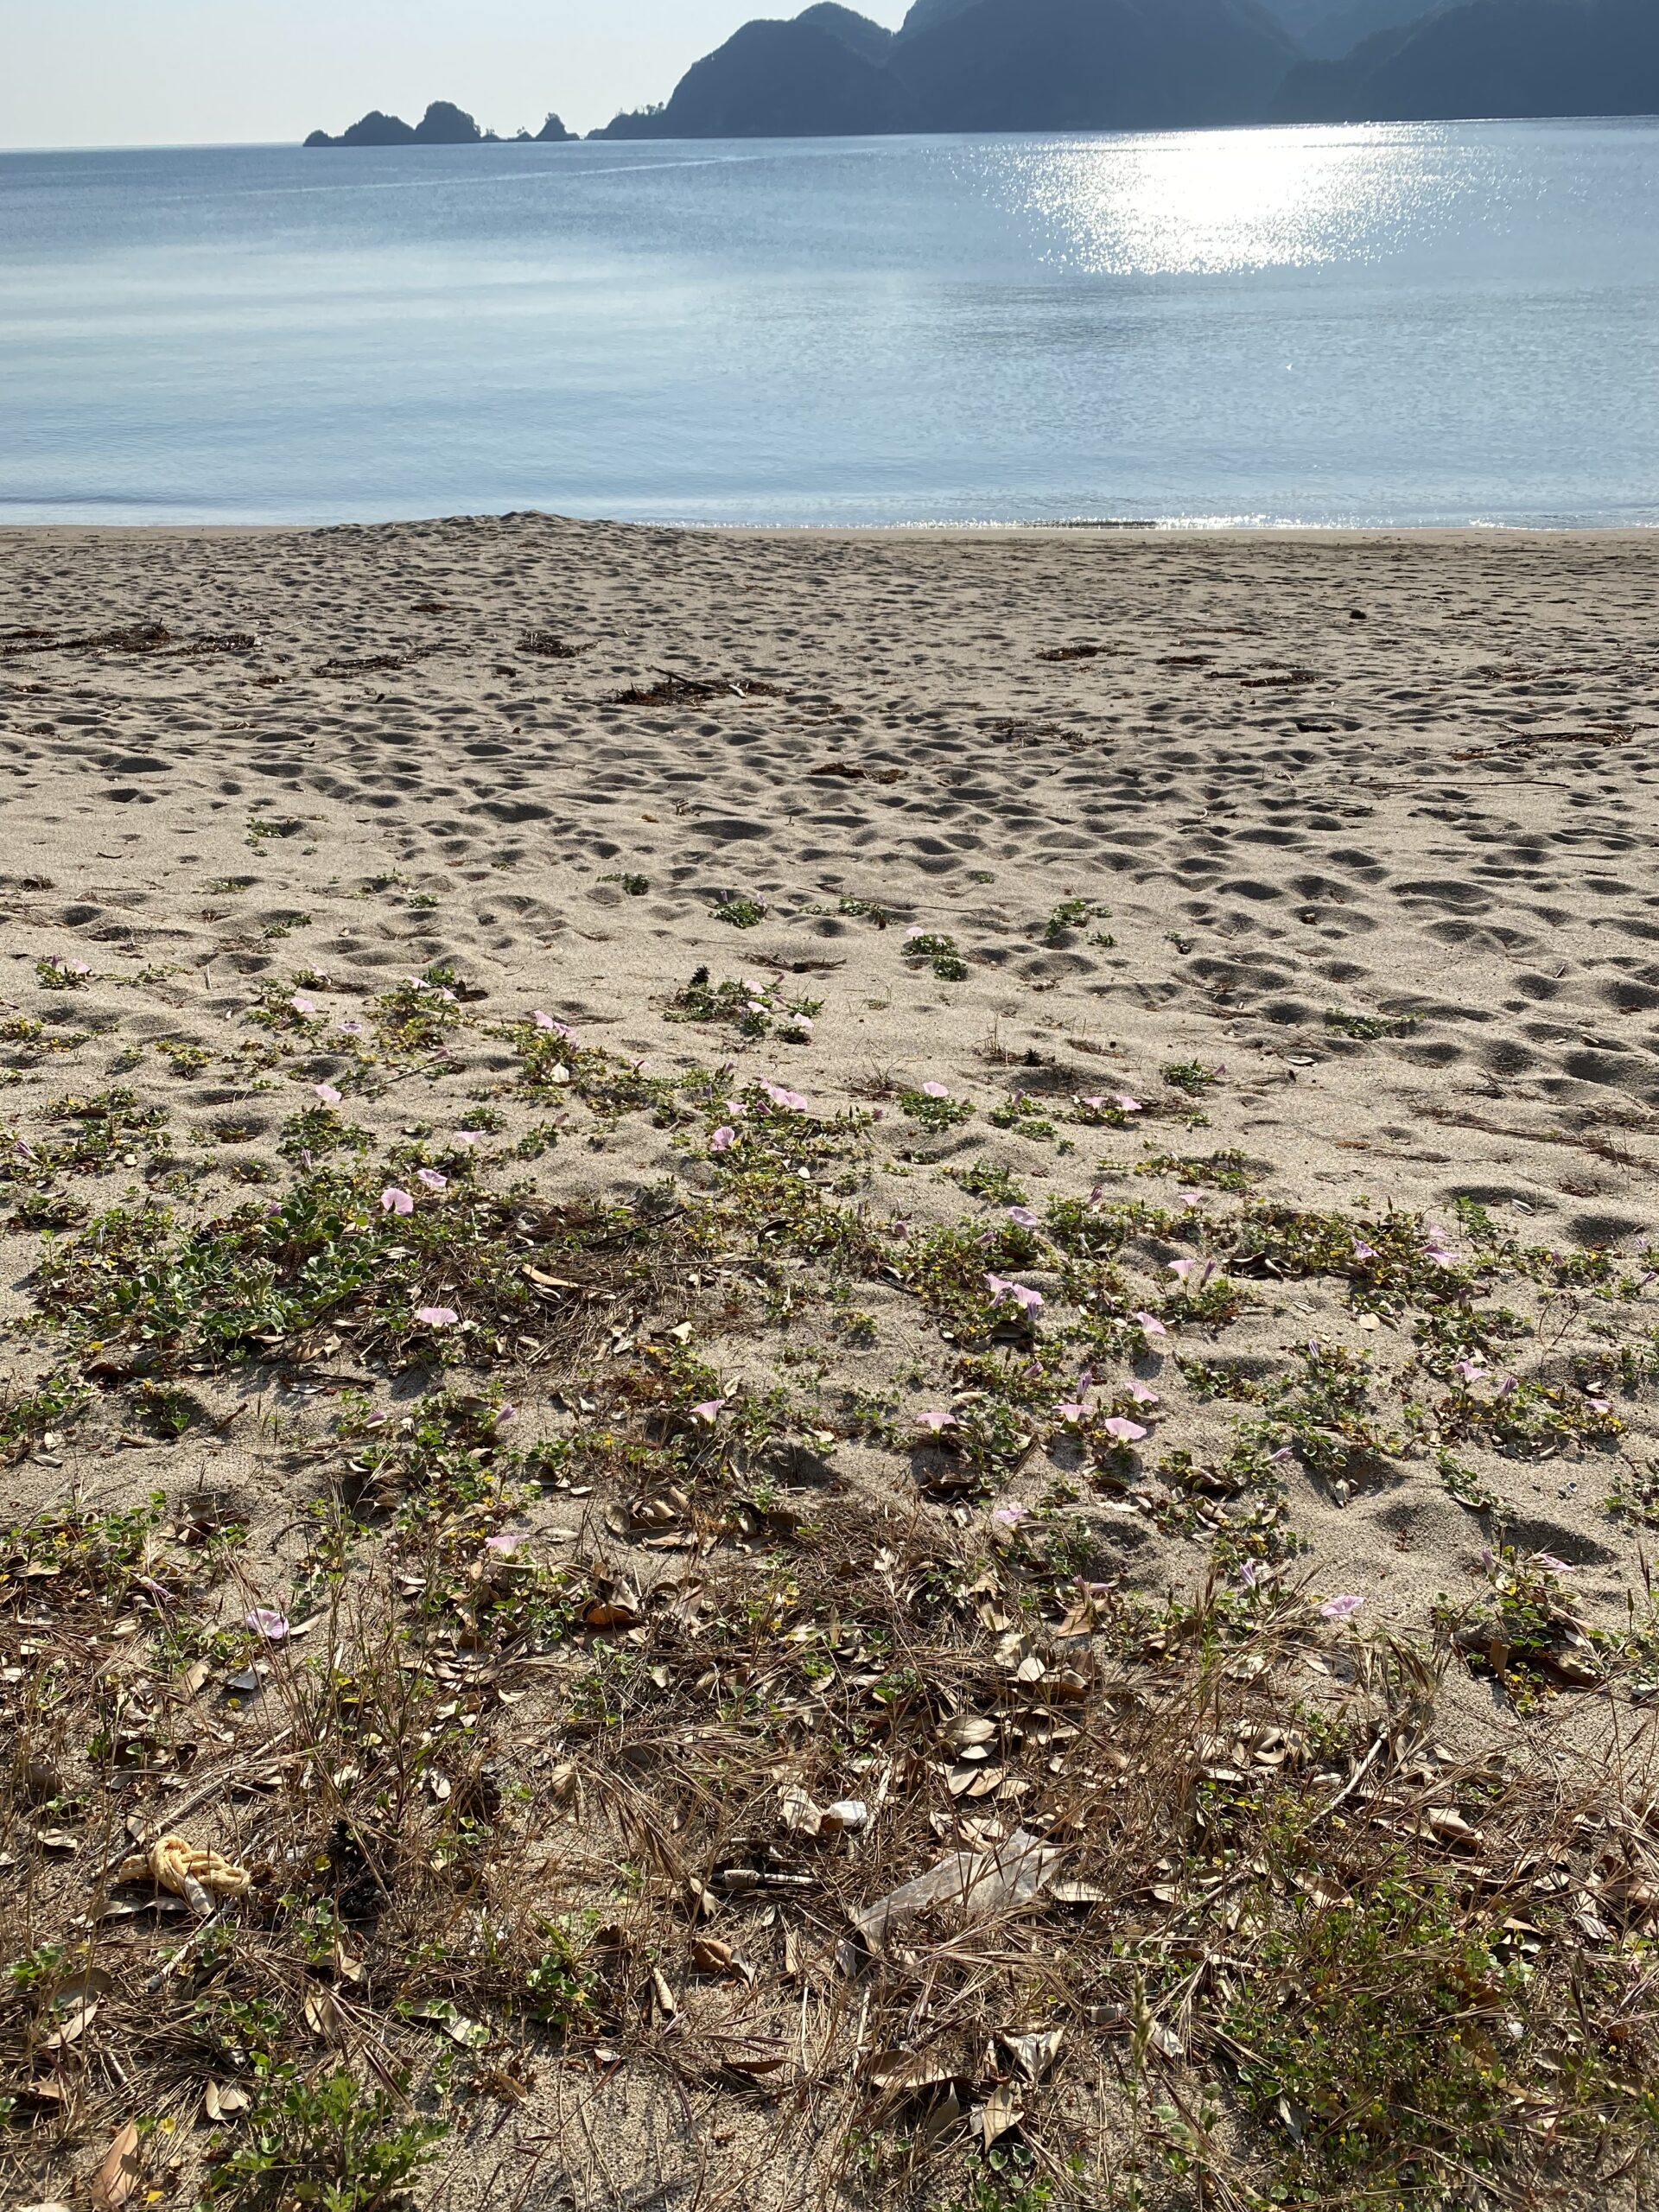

1262,0,1463,59
897,0,981,31
305,99,570,148
799,2,896,62
1273,0,1659,118
595,11,910,138
310,0,1658,149
893,0,1300,131
595,0,1298,139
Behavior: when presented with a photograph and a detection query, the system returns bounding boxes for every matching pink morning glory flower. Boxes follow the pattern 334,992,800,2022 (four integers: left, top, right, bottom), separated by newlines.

1319,1593,1365,1622
246,1607,289,1642
1169,1257,1218,1289
691,1399,727,1423
1454,1358,1484,1384
456,1130,482,1147
416,1168,448,1192
381,1187,415,1216
1176,1190,1204,1209
1101,1416,1147,1445
917,1409,958,1433
761,1082,810,1112
314,1084,342,1108
1007,1206,1040,1229
484,1533,522,1556
711,1127,737,1153
1127,1382,1161,1406
416,1306,458,1328
922,1082,950,1099
1134,1311,1168,1338
534,1012,575,1039
1535,1553,1575,1574
1351,1241,1377,1263
291,995,317,1016
990,1503,1031,1531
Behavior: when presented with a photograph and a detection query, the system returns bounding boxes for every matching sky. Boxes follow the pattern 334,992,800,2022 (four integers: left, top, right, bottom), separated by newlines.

0,0,915,150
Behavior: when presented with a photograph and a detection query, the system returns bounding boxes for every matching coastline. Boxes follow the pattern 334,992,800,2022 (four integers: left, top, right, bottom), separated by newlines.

4,516,1659,542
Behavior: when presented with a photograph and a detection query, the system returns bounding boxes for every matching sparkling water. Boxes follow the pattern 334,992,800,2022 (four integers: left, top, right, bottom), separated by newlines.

3,118,1656,527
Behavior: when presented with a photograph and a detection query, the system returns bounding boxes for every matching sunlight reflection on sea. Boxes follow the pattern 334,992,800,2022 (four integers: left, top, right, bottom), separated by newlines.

983,124,1465,275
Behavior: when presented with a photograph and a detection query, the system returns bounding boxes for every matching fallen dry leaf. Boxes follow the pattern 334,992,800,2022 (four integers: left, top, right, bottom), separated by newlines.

854,1827,1062,1950
41,2000,98,2050
779,1783,822,1836
868,2049,965,2097
721,2048,786,2077
302,1986,344,2043
410,1999,489,2048
90,2120,142,2210
972,2084,1024,2146
1001,2026,1065,2082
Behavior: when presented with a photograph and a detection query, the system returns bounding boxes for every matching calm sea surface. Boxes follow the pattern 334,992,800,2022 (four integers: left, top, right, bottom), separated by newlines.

3,121,1657,528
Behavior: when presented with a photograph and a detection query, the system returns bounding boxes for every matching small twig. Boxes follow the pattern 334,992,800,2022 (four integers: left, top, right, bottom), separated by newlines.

1306,1731,1388,1831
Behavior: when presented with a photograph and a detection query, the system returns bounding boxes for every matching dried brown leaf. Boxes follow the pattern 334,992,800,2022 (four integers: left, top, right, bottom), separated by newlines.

91,2120,142,2210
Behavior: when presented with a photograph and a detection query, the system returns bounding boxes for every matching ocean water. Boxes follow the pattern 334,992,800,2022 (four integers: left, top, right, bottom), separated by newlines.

2,120,1657,529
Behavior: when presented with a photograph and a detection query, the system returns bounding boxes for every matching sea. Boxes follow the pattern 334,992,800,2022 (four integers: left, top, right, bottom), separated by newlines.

2,118,1657,529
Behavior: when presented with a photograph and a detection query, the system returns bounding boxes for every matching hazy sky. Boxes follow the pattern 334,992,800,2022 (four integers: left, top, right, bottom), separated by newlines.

0,0,914,150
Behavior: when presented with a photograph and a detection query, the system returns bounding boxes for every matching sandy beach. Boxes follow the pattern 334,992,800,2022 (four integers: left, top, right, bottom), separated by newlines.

6,515,1659,2209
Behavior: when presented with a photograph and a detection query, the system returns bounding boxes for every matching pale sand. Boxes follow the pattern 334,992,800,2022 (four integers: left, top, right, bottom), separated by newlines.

5,516,1659,1658
4,517,1659,2202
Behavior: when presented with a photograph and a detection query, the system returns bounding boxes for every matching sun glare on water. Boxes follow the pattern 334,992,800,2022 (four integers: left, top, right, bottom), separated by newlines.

992,124,1450,275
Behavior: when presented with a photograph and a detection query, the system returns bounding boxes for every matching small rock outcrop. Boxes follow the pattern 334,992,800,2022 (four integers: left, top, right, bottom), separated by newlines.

305,100,487,148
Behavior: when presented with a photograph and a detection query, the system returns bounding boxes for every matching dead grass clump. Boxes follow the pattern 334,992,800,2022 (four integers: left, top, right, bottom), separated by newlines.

613,673,786,709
